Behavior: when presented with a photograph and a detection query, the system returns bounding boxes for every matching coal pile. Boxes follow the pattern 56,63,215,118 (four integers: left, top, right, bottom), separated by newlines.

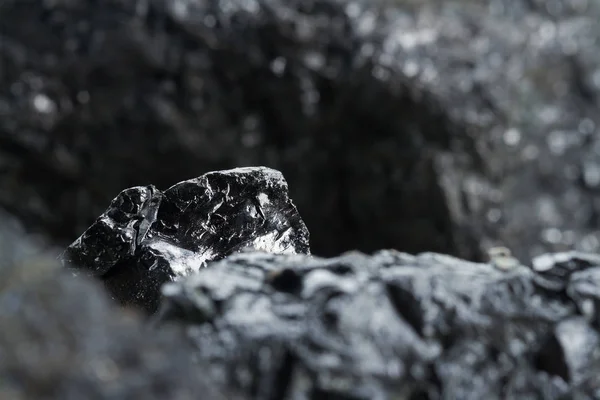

2,0,600,398
49,167,600,399
156,250,600,399
373,0,600,262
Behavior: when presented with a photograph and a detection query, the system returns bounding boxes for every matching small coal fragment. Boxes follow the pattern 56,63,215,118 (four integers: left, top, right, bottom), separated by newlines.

0,259,241,400
61,167,310,313
156,250,600,399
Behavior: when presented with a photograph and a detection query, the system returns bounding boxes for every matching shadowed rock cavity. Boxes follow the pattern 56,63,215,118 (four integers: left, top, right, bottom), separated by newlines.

156,250,600,399
61,166,310,313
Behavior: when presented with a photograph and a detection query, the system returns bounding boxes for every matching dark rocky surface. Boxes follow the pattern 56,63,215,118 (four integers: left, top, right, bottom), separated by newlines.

0,260,240,400
61,166,310,313
2,0,600,397
157,250,600,400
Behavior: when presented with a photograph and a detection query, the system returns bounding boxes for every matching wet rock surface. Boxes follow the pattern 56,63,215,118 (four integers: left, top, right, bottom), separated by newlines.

61,166,310,313
0,261,240,400
157,250,600,399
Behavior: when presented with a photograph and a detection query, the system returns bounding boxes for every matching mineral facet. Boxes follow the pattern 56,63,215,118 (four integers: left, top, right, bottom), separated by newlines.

61,167,310,313
157,250,600,399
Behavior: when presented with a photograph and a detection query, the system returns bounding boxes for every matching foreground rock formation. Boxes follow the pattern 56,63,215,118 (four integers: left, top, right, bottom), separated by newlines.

156,250,600,399
2,0,600,397
0,260,240,400
62,167,309,312
46,167,600,399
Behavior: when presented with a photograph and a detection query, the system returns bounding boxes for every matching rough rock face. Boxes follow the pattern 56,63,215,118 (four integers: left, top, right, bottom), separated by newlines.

157,250,600,399
0,262,240,400
61,166,310,313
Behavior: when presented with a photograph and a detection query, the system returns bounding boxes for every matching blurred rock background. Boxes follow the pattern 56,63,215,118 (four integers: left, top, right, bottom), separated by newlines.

1,0,600,264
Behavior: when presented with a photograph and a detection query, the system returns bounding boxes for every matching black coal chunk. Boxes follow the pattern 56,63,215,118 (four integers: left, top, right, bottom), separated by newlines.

61,167,310,313
0,259,241,400
156,250,600,399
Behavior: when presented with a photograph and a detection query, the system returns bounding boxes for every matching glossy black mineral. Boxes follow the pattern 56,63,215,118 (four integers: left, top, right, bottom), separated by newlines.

61,167,310,313
156,250,600,400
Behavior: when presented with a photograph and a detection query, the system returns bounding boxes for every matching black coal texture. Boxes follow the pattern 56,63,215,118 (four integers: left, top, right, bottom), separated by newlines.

61,166,310,313
0,261,241,400
157,250,600,400
3,0,600,398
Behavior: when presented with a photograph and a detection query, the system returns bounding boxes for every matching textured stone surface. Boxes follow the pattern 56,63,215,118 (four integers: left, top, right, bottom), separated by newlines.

157,250,600,399
61,166,310,313
0,262,240,400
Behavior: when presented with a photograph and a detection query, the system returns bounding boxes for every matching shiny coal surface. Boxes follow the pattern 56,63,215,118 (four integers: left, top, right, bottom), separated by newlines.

61,167,310,313
158,250,600,399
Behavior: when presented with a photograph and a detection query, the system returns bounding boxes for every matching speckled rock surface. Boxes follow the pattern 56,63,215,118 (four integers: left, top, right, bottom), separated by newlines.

157,250,600,399
371,0,600,260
